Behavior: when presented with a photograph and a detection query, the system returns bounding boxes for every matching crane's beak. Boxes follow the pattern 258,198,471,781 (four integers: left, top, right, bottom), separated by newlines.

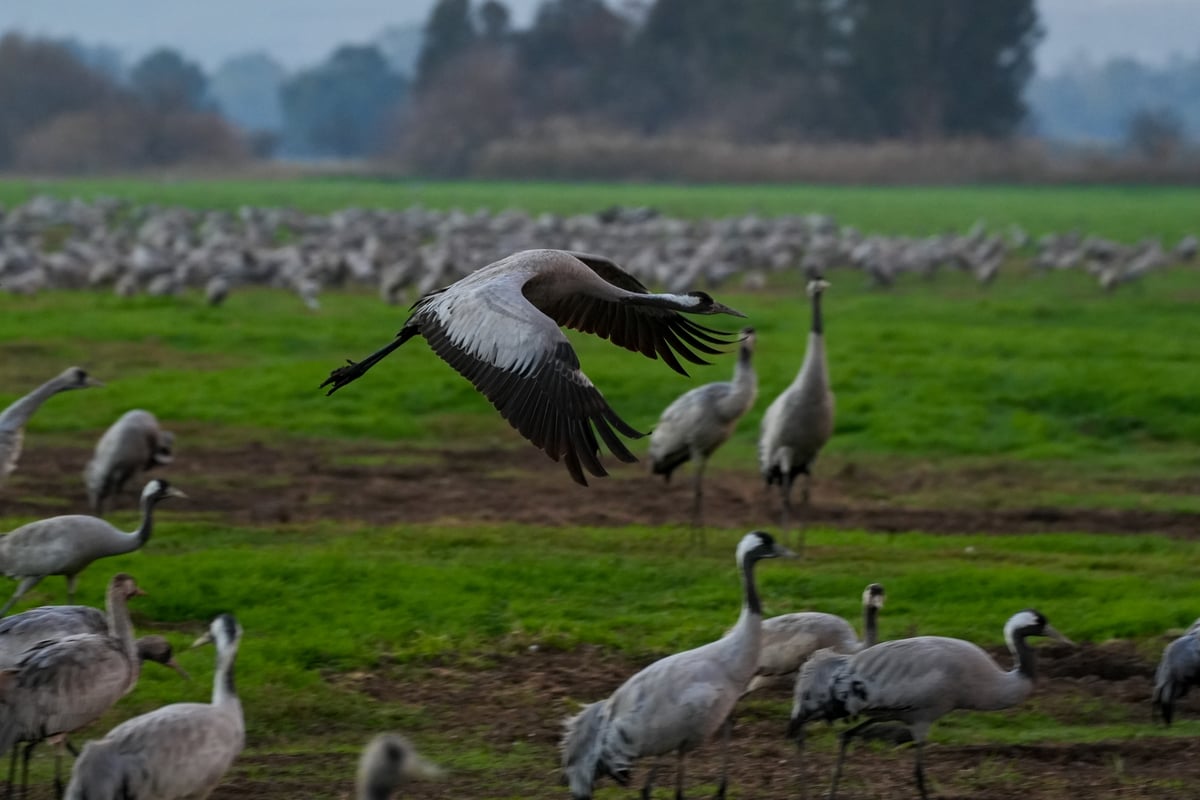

85,377,105,388
165,657,191,680
405,752,444,781
1043,624,1073,645
166,487,189,500
191,631,215,649
712,301,747,318
772,543,798,559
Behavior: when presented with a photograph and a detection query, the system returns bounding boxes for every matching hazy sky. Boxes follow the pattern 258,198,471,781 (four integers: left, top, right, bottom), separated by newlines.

3,0,1197,74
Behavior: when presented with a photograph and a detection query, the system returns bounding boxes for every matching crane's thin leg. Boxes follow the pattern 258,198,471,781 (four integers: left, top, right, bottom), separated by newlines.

5,744,17,800
714,714,732,799
828,720,873,800
20,742,34,800
912,741,928,800
674,751,686,800
65,574,79,606
53,744,63,800
794,723,808,800
691,457,707,534
641,763,660,800
0,577,42,618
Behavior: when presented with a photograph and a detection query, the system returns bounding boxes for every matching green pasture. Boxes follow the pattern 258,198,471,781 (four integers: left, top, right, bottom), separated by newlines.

3,177,1200,241
1,178,1199,794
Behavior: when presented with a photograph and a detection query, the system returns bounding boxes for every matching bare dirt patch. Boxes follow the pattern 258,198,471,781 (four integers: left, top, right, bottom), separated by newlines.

3,439,1198,539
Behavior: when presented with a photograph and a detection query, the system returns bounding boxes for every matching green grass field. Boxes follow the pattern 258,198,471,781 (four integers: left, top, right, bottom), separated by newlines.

0,178,1198,796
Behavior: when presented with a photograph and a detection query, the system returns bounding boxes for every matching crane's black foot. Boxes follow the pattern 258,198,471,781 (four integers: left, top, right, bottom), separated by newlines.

320,359,368,395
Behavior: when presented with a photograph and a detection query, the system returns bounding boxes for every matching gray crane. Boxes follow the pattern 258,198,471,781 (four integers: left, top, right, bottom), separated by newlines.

648,327,758,528
560,530,792,799
1152,616,1200,725
322,249,744,486
758,275,834,546
0,479,186,616
745,582,884,694
64,613,244,800
84,410,175,515
356,733,443,800
1,368,102,487
0,573,147,797
798,608,1070,800
0,603,188,678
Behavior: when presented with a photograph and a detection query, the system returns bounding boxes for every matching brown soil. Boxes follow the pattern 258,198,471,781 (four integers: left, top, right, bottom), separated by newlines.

3,438,1198,538
4,439,1200,798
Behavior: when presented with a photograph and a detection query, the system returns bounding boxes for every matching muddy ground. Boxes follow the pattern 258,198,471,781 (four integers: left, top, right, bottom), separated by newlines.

4,439,1200,798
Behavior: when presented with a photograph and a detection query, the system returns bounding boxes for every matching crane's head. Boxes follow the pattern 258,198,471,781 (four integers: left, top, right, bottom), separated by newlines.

738,327,757,351
1004,609,1072,648
685,291,747,318
736,530,795,566
805,276,831,297
58,366,103,390
136,635,191,679
863,583,886,610
109,572,147,601
142,478,188,503
357,733,443,800
192,612,242,652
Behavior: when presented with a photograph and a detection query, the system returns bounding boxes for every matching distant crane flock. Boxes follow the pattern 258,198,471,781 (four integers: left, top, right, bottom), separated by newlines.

0,207,1195,800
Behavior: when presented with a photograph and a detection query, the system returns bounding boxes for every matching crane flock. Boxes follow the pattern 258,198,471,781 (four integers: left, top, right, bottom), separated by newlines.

0,208,1194,800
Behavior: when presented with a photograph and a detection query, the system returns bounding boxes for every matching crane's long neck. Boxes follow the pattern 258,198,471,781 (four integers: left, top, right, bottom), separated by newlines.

972,634,1037,711
1010,631,1038,682
0,378,67,428
122,494,161,552
105,591,140,686
810,288,824,335
213,642,240,710
862,604,880,648
716,343,757,419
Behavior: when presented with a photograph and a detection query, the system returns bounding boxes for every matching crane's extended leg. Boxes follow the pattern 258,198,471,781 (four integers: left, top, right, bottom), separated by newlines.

674,751,686,800
794,723,808,800
65,574,79,606
641,763,660,800
0,577,42,617
691,457,707,532
912,741,928,800
5,744,17,800
828,720,874,800
714,714,732,799
20,742,34,800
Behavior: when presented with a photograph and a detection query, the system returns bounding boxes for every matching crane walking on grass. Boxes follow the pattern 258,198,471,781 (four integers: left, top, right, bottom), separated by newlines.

64,614,245,800
0,574,148,797
0,479,186,616
560,530,792,799
84,410,175,515
321,249,745,486
758,274,834,550
745,582,885,695
789,608,1071,800
1,368,102,488
648,327,757,529
1153,616,1200,725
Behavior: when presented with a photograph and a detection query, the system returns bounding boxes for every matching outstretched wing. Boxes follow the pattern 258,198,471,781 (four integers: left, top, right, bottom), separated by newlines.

413,271,642,486
533,252,736,376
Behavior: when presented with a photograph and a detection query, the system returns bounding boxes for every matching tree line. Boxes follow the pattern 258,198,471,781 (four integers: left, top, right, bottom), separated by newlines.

1,0,1050,175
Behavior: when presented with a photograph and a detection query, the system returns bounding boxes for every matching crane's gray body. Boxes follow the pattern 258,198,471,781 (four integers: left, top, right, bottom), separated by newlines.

1153,617,1200,724
0,368,100,485
85,409,174,515
65,614,244,800
759,331,834,486
747,612,858,693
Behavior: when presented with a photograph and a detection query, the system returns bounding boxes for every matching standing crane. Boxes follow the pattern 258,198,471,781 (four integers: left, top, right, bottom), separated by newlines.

64,613,245,800
356,733,443,799
561,531,792,799
84,409,175,515
745,582,885,694
648,328,757,529
758,274,834,548
794,609,1070,800
1153,617,1200,725
0,573,147,797
1,368,102,487
0,479,186,616
322,249,745,486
